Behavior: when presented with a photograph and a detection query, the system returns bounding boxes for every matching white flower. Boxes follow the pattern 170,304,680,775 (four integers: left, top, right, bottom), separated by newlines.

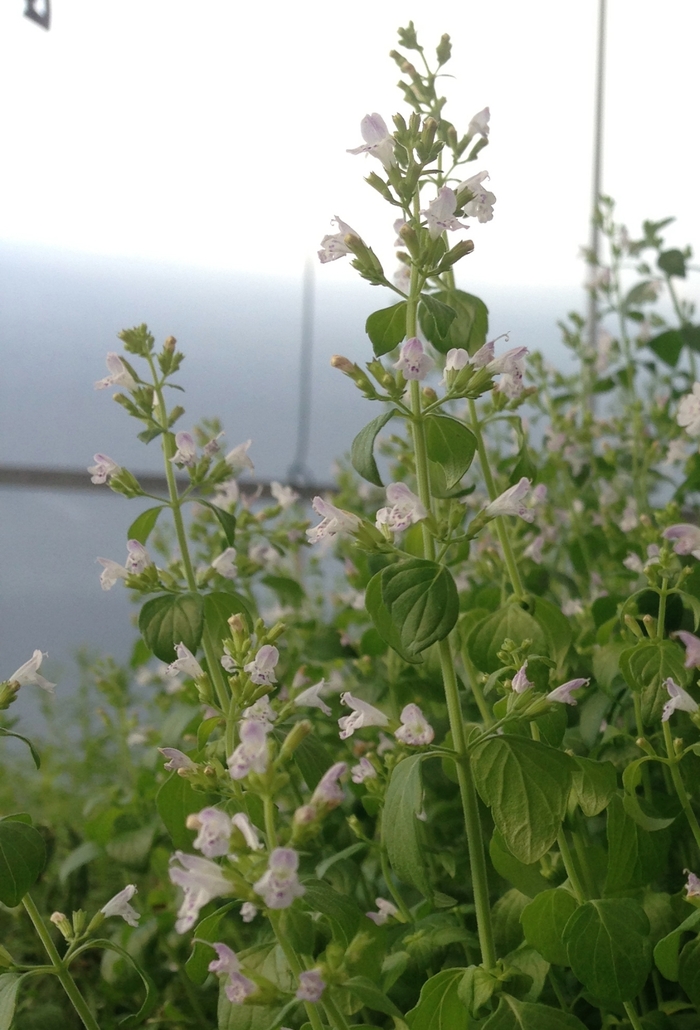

88,453,120,485
662,678,699,722
394,704,434,746
187,808,232,858
351,757,377,783
94,352,136,391
445,348,470,372
684,870,700,899
211,547,238,580
158,747,196,771
483,478,534,523
166,643,204,680
663,524,700,560
366,897,399,926
225,440,254,476
96,557,129,591
296,969,325,1002
270,481,299,509
377,732,395,755
347,113,395,169
376,482,428,533
468,107,490,137
490,347,528,398
677,383,700,437
203,431,225,456
227,719,270,780
307,496,360,544
169,852,232,933
294,680,332,717
253,848,305,909
170,431,197,467
231,812,264,851
208,943,256,1004
310,762,347,809
674,631,700,669
249,542,280,568
241,695,277,727
664,438,688,466
393,337,434,381
620,502,638,533
523,535,545,564
8,650,55,693
100,884,139,927
623,553,644,574
421,187,468,240
318,216,361,264
244,645,279,686
562,599,584,617
511,663,533,694
240,901,258,922
458,171,496,223
338,692,389,740
125,539,152,575
547,678,589,705
214,479,240,509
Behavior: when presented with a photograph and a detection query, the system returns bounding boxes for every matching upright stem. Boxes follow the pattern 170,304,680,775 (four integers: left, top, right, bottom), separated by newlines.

322,992,352,1030
662,721,700,853
556,829,585,904
23,894,101,1030
268,913,327,1030
623,1000,645,1030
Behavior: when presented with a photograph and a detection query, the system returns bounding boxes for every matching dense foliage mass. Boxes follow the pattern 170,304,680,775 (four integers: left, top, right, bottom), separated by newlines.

2,23,700,1030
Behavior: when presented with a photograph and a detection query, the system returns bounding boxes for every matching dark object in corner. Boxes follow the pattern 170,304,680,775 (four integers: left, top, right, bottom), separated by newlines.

24,0,51,30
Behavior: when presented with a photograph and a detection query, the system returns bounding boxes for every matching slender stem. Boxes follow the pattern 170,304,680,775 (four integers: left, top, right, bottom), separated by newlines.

467,400,526,600
322,992,352,1030
571,826,597,899
548,969,570,1013
623,1000,645,1030
662,721,700,853
461,646,493,726
380,848,413,923
268,914,326,1030
263,795,278,849
22,894,101,1030
556,829,585,904
632,695,653,801
657,577,669,638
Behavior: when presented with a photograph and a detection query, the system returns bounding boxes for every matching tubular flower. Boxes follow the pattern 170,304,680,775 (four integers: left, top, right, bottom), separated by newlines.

483,478,535,523
307,496,360,544
376,482,428,533
459,170,496,223
662,678,699,722
231,812,264,851
187,808,233,859
684,870,700,899
393,337,434,381
158,747,197,771
677,383,700,437
338,692,389,740
511,663,534,694
125,539,152,574
96,557,129,591
227,719,270,780
547,678,589,705
244,645,279,686
294,680,332,717
166,643,204,680
351,757,377,783
8,650,56,693
225,440,254,476
663,524,700,560
296,969,326,1002
310,762,347,809
468,106,490,136
211,547,238,580
88,453,120,484
675,631,700,669
421,187,468,240
94,352,136,391
208,944,256,1004
270,481,299,508
100,885,140,927
169,852,232,933
366,898,399,926
253,848,305,909
318,217,362,264
394,704,434,746
347,112,396,169
170,431,197,467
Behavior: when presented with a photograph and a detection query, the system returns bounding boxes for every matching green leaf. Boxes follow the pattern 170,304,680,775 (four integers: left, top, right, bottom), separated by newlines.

466,605,547,674
293,733,334,791
199,500,237,547
679,937,700,1009
203,591,255,652
350,409,398,486
139,592,204,663
0,820,46,906
59,840,102,883
570,757,617,817
300,879,361,948
521,889,579,965
0,727,41,768
344,976,403,1018
380,558,459,656
624,280,658,308
471,736,573,864
70,938,157,1028
156,772,209,850
489,829,550,898
218,991,278,1030
405,967,468,1029
492,888,528,955
186,903,238,984
531,596,572,668
605,794,668,894
481,996,587,1030
105,823,157,869
366,302,408,357
383,754,431,897
622,757,677,831
657,248,686,278
653,908,700,980
419,293,457,346
620,639,688,724
422,289,488,355
127,505,164,545
647,329,684,368
424,415,477,488
0,973,26,1030
365,572,422,664
563,898,652,1003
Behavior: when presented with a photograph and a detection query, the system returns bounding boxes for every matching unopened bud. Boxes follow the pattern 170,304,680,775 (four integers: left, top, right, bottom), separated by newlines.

422,387,438,402
624,613,644,638
398,223,420,258
185,814,202,831
331,355,355,374
72,909,86,935
228,613,246,635
642,614,657,638
50,912,73,939
163,335,177,352
436,33,452,66
279,719,312,762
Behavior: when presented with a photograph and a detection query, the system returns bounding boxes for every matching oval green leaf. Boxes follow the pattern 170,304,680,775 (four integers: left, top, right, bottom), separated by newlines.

127,505,164,545
380,558,459,656
521,889,579,966
424,415,476,488
138,592,204,663
383,754,431,897
366,301,408,357
0,820,46,907
563,898,651,1003
351,409,398,486
199,500,237,547
405,967,468,1029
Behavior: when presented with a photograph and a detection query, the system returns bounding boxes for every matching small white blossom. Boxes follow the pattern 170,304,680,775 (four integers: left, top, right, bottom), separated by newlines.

421,186,468,240
459,170,496,223
296,969,325,1002
231,812,264,851
338,692,389,740
684,870,700,899
158,747,196,772
253,847,305,909
270,481,299,508
240,902,258,922
366,898,399,926
663,524,700,560
393,337,434,380
347,113,395,169
483,478,534,523
203,431,225,456
468,106,490,137
620,502,638,533
8,650,55,693
676,383,700,437
562,599,584,617
225,440,254,476
318,217,361,264
310,762,347,809
491,347,528,399
394,704,434,746
351,757,377,783
208,943,256,1004
376,482,427,533
675,631,700,669
523,535,545,564
212,547,238,580
167,643,204,680
547,678,589,705
169,852,232,933
227,720,270,780
662,678,699,722
244,645,279,686
294,680,332,717
188,808,232,859
125,539,152,575
88,453,120,485
96,557,129,591
170,431,197,467
94,352,136,391
445,348,470,372
512,663,534,694
664,438,689,466
241,696,277,727
307,496,360,545
100,885,139,927
623,553,644,574
214,479,240,509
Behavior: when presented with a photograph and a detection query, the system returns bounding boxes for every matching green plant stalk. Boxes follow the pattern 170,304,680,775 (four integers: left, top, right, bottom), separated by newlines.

467,399,527,601
632,694,653,801
662,720,700,853
322,992,353,1030
380,847,413,923
623,999,645,1030
556,829,585,905
22,893,101,1030
267,912,327,1030
460,644,493,726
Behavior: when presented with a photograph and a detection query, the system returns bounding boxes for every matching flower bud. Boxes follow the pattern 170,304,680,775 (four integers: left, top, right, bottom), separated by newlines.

642,614,657,638
398,223,421,258
0,681,20,711
72,909,87,935
422,387,438,403
436,33,452,65
50,912,73,939
279,720,312,762
163,335,177,352
624,613,644,639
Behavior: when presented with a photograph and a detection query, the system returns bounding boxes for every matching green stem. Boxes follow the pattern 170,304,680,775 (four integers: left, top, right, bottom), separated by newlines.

22,894,101,1030
571,826,597,899
322,992,352,1030
268,914,327,1030
657,577,669,638
632,695,653,801
623,999,645,1030
461,645,493,726
380,848,413,923
467,399,526,600
263,795,278,849
556,829,586,904
662,721,700,853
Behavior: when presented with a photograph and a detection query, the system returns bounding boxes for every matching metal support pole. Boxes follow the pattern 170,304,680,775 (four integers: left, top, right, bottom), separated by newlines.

586,0,607,359
287,256,316,486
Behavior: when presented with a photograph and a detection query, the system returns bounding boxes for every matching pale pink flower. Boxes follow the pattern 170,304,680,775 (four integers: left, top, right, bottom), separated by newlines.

270,481,299,509
547,678,589,705
394,704,434,746
231,812,264,851
445,348,470,372
318,217,362,264
225,440,254,476
211,547,238,580
188,808,232,859
663,524,700,560
684,870,700,899
491,347,528,399
253,848,305,909
483,478,534,523
88,454,120,485
351,757,377,783
170,431,197,467
203,431,225,456
166,643,204,680
310,762,347,809
296,969,325,1002
366,898,399,926
676,383,700,437
468,107,490,137
376,482,428,533
158,747,196,771
240,902,258,922
421,187,468,240
169,852,231,933
241,696,276,727
208,943,256,1004
100,885,139,927
244,645,279,686
94,352,136,391
662,678,699,722
675,631,700,669
393,337,434,380
227,719,270,780
459,170,496,223
8,650,55,693
347,113,395,169
338,692,389,740
125,539,152,575
294,680,332,717
307,496,360,544
512,663,533,694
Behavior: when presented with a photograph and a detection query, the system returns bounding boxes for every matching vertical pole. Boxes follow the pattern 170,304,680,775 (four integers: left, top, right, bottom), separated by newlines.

586,0,607,362
288,257,315,485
